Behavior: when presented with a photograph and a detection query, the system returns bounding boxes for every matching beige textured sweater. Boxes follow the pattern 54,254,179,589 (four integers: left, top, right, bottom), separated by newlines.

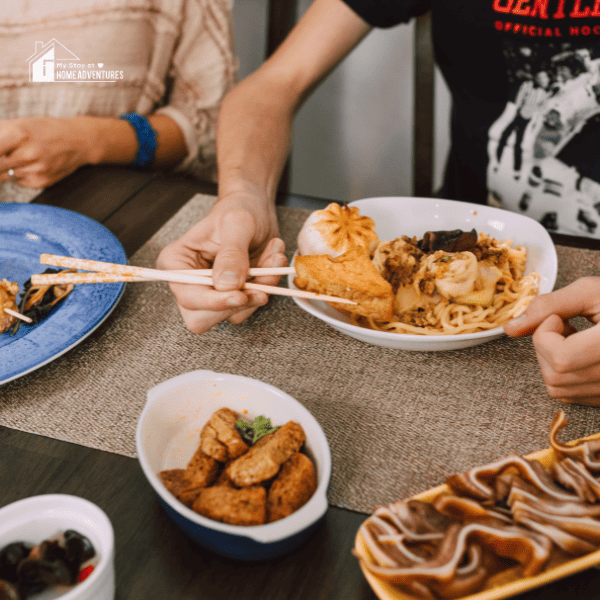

0,0,237,202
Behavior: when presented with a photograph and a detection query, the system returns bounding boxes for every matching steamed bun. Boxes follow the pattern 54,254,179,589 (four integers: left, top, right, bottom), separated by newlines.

297,203,378,257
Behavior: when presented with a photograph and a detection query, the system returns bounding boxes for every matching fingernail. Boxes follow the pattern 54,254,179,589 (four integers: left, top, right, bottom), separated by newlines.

226,296,243,307
272,239,285,253
273,254,286,268
508,313,526,326
218,271,239,287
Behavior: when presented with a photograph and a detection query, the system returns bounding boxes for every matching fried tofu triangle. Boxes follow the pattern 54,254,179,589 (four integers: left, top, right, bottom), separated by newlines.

268,453,317,522
293,248,393,320
227,422,306,487
193,485,267,526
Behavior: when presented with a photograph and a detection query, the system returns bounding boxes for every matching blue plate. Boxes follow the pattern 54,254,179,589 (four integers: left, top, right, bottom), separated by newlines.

0,204,126,385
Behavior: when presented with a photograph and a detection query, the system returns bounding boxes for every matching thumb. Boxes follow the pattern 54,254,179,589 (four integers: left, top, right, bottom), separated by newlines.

535,313,569,337
504,278,600,337
211,210,255,291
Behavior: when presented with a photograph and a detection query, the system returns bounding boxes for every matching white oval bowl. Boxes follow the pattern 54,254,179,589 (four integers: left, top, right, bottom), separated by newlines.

289,196,558,351
0,494,115,600
136,370,332,560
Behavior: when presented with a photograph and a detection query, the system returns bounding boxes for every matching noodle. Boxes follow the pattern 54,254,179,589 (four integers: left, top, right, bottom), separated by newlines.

351,233,540,335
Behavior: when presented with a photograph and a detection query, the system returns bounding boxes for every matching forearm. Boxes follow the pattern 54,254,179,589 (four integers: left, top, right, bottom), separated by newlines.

216,74,296,207
215,0,371,210
84,113,188,170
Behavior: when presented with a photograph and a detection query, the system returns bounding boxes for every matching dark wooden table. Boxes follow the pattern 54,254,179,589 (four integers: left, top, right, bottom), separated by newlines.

2,166,600,600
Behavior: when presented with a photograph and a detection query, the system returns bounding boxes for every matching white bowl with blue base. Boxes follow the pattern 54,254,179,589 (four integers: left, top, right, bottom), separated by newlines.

136,370,331,561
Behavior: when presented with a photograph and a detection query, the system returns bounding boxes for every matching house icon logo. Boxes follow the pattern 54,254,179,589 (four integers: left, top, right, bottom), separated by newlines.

27,39,79,82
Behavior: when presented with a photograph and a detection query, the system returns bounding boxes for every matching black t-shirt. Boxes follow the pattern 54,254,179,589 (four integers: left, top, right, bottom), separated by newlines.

343,0,600,238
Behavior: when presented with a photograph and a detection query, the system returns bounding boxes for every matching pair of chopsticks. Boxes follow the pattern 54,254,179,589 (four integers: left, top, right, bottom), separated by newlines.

31,254,357,306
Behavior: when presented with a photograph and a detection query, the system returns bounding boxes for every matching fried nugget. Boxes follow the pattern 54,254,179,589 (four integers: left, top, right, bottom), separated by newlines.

212,468,235,488
159,469,189,498
267,452,317,522
210,408,249,459
200,422,228,462
226,421,306,487
192,485,267,526
162,447,219,507
184,447,219,488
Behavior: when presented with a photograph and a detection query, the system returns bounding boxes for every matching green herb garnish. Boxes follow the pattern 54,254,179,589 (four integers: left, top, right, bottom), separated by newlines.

235,416,280,445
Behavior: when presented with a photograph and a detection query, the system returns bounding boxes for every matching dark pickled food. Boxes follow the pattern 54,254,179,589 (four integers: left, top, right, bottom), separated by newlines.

0,580,21,600
418,229,478,253
0,543,31,583
0,530,97,599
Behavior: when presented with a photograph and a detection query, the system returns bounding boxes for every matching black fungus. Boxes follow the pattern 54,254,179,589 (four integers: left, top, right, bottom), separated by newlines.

63,530,95,568
418,229,478,253
0,580,22,600
10,268,71,336
17,551,72,591
1,531,96,598
0,544,32,584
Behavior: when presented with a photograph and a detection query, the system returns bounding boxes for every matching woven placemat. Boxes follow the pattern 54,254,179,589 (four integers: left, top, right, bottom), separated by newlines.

2,193,600,514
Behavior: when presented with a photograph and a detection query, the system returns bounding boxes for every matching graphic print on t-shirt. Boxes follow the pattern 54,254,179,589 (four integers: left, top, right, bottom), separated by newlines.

487,40,600,236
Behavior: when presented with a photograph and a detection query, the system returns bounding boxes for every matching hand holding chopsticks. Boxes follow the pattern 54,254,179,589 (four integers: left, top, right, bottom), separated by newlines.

34,254,357,306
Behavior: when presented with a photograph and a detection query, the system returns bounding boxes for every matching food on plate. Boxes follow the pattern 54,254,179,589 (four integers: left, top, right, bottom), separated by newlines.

366,230,539,334
193,485,267,526
297,202,379,257
159,409,316,526
267,452,318,522
0,279,19,334
295,210,540,334
200,408,249,462
3,269,75,336
0,530,97,599
294,248,394,321
354,411,600,599
227,421,306,487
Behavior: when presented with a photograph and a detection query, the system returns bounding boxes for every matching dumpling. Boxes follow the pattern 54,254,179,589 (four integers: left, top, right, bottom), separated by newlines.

297,203,378,257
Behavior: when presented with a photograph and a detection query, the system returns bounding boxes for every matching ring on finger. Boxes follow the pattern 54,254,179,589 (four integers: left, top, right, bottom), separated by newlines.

7,168,17,183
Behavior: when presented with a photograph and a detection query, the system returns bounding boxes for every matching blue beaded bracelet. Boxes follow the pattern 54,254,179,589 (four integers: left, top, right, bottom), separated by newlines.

120,113,157,168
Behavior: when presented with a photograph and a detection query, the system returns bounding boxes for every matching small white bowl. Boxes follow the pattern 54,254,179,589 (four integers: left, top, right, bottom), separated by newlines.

0,494,115,600
136,370,332,561
289,196,558,351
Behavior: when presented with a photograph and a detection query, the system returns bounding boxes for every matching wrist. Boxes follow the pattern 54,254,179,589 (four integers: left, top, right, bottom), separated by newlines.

76,116,137,166
216,187,279,240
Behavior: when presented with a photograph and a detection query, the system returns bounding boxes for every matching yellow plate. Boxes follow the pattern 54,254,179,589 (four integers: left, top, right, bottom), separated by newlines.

355,431,600,600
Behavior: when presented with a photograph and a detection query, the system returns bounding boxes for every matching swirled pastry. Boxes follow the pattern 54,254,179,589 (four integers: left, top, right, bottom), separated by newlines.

297,203,378,257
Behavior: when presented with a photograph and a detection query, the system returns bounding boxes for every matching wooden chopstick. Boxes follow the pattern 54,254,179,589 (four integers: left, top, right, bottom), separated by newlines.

36,254,357,306
3,307,32,323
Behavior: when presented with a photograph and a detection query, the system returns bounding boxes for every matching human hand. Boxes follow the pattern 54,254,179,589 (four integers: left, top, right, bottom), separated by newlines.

504,277,600,405
0,116,98,188
156,192,286,333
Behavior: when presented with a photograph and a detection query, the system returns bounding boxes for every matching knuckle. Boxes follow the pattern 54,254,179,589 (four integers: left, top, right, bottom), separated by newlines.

548,353,573,374
528,293,552,315
545,384,565,399
543,370,564,387
183,314,215,334
228,309,254,324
